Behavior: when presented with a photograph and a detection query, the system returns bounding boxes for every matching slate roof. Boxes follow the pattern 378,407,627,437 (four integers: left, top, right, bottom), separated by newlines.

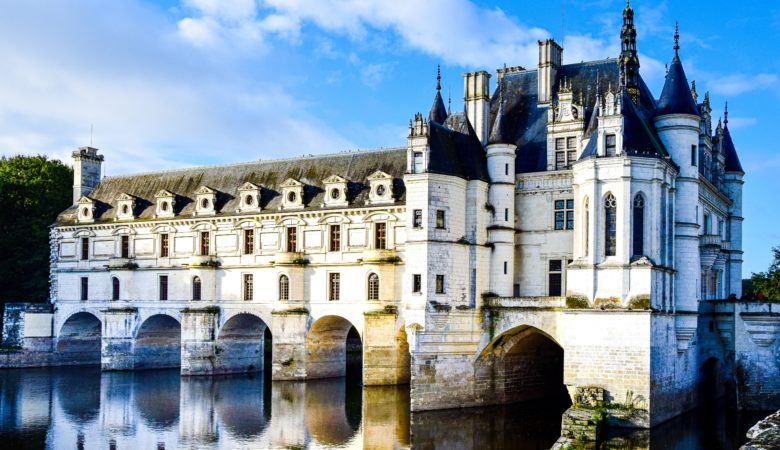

655,54,699,117
722,125,744,173
429,113,490,182
56,148,408,226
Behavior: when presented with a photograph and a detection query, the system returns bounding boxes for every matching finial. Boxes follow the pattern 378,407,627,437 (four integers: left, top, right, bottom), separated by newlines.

447,88,451,115
691,80,698,102
704,91,710,106
673,21,680,54
724,101,729,126
436,64,441,91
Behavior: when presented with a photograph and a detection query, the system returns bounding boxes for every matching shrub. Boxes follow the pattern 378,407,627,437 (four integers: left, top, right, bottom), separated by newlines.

627,295,651,310
566,295,590,309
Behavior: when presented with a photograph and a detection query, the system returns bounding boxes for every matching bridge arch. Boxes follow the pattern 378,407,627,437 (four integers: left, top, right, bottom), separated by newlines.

306,315,362,379
57,311,102,355
134,314,181,369
215,312,269,374
476,325,568,405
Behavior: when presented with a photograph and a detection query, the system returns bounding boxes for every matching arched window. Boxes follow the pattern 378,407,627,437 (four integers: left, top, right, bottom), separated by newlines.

633,194,645,257
367,273,380,301
111,277,120,301
604,193,617,257
279,275,289,301
192,276,202,301
583,197,590,256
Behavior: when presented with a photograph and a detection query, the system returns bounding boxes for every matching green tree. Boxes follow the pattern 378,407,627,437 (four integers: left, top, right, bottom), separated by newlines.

750,246,780,300
0,155,72,304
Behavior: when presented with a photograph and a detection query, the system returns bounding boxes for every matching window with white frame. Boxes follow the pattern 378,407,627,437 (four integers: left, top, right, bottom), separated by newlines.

554,199,574,230
368,273,379,301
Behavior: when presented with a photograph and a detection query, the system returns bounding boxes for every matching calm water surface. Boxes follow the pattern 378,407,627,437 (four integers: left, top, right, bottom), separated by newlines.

0,365,767,449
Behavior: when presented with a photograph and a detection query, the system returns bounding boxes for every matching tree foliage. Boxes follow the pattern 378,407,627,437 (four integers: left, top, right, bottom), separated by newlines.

749,246,780,300
0,155,72,303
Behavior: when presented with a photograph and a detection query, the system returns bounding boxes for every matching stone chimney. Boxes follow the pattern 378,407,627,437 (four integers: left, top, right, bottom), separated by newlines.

72,146,103,204
538,39,563,105
462,71,491,145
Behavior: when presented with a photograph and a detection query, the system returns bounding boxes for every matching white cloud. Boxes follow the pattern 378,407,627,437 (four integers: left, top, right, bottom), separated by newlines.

707,73,778,96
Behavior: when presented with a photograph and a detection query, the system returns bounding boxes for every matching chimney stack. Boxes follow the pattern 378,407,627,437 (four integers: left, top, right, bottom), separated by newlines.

538,39,563,105
462,71,491,145
72,146,103,204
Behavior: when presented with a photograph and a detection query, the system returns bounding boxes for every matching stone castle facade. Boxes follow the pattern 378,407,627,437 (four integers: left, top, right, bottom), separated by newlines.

15,2,770,429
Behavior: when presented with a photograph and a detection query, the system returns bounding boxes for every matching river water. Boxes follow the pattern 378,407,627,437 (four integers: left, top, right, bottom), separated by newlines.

0,364,768,449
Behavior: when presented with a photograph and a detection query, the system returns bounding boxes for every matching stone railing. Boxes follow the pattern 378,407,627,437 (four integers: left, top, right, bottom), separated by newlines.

108,257,136,269
484,296,566,308
274,252,307,265
361,248,399,263
188,254,220,267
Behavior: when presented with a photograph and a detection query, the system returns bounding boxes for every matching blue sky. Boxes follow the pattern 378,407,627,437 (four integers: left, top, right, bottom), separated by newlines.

0,0,778,275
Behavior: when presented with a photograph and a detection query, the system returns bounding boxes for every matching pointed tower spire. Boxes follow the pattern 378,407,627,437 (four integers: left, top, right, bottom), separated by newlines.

620,0,640,96
720,101,743,172
655,21,699,116
488,65,509,145
673,21,680,57
429,64,448,124
724,101,729,126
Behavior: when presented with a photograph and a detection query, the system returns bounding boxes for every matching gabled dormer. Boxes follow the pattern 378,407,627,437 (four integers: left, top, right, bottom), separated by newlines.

238,182,261,213
77,196,96,223
194,186,217,216
546,79,586,170
115,193,136,221
155,189,176,219
595,88,624,157
323,175,348,208
367,170,395,205
280,178,304,210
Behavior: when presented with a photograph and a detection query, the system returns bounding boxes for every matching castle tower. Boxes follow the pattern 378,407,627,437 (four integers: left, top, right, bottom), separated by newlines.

486,76,517,297
718,105,745,297
71,146,104,204
653,23,701,311
462,70,491,145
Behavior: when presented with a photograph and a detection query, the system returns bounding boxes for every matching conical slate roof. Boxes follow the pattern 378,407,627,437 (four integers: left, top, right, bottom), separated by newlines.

656,26,699,117
488,78,510,145
429,65,448,124
722,125,744,173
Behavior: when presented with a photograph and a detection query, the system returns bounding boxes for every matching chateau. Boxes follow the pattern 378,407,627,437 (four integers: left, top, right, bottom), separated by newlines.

10,2,780,431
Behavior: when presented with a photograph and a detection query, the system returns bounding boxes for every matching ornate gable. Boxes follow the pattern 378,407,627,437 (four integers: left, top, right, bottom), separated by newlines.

195,185,217,216
323,174,348,208
367,170,394,205
115,192,136,221
77,196,96,223
154,189,176,218
280,178,304,210
238,182,261,212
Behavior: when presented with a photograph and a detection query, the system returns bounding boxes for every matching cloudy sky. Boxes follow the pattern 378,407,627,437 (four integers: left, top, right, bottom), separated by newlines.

0,0,778,275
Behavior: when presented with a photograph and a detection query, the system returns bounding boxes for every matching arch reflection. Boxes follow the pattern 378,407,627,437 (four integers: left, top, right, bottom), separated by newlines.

133,370,180,430
214,374,269,438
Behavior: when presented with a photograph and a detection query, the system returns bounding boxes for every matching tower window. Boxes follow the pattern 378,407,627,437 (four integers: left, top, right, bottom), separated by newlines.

160,233,169,257
286,227,297,252
193,276,202,301
503,261,508,275
112,277,120,301
691,145,697,166
329,224,341,252
412,274,422,293
279,275,289,301
548,260,563,296
436,210,446,229
329,272,340,301
413,152,424,173
435,275,445,294
413,209,423,228
605,193,617,257
554,199,575,230
605,134,617,157
633,194,645,257
120,235,129,258
243,274,254,301
199,231,210,255
555,137,578,169
243,229,254,255
80,277,88,301
81,237,89,260
368,273,380,301
505,208,509,222
159,275,168,301
505,163,509,176
375,222,387,249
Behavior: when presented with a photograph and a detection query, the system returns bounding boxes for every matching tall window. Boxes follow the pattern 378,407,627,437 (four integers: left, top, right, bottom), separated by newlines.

703,213,710,234
160,233,169,257
286,227,297,252
243,229,254,255
159,275,168,301
120,235,129,258
111,277,120,301
555,137,578,170
200,231,210,255
412,274,422,293
368,273,379,300
329,225,341,252
605,134,617,157
435,275,445,294
375,223,387,249
604,193,617,257
633,194,645,257
279,275,289,301
80,277,88,301
413,209,422,228
584,197,590,256
554,199,575,230
81,237,89,260
548,260,563,296
329,273,340,301
413,152,424,173
243,274,254,301
436,210,446,229
691,145,698,166
192,276,202,301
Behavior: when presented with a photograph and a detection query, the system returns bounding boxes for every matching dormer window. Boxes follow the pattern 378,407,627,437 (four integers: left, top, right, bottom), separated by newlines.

194,186,217,216
367,170,394,205
238,182,261,213
280,178,304,210
115,193,136,221
77,196,96,223
413,152,424,173
323,175,348,208
605,134,617,157
155,189,176,218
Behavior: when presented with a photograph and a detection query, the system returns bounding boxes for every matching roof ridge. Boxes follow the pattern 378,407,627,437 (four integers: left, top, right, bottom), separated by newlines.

101,147,407,180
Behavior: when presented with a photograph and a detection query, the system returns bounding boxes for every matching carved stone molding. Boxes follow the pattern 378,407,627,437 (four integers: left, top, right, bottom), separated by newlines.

741,314,780,347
